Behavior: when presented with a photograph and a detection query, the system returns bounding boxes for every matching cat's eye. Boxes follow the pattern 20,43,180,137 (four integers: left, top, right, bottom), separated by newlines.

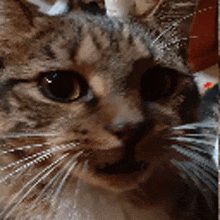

39,71,86,103
140,67,177,101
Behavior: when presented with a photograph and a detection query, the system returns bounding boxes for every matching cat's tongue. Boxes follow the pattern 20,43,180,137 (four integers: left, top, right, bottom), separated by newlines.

96,158,147,175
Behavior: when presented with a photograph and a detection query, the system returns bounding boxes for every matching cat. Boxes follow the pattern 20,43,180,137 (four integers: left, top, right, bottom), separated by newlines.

0,0,218,219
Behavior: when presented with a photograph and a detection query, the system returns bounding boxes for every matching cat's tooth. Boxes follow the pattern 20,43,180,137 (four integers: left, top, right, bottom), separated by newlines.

105,0,135,17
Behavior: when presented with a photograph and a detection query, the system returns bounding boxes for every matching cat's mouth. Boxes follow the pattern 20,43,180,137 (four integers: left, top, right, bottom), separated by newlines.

95,158,148,175
93,142,148,175
73,142,150,190
86,156,149,192
72,151,149,192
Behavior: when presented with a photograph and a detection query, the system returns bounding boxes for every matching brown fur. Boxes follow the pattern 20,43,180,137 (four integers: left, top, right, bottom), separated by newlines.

0,0,217,219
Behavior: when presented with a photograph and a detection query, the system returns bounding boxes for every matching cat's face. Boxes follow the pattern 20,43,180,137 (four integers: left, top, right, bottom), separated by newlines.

0,0,217,219
0,0,200,192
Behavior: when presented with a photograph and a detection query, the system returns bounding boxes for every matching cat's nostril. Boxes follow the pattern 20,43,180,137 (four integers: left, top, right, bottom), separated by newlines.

105,123,128,139
115,131,127,139
87,97,98,108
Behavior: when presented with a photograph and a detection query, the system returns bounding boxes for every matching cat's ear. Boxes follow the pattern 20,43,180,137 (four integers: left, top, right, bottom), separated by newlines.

0,0,51,62
143,0,199,73
147,0,199,34
0,0,48,41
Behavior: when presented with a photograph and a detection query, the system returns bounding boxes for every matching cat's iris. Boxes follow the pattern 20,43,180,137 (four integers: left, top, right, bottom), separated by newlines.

39,71,84,103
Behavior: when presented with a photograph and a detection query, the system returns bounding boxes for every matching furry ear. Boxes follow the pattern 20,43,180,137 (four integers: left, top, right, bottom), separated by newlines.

148,0,199,38
0,0,42,34
0,0,49,61
142,0,200,74
188,0,217,72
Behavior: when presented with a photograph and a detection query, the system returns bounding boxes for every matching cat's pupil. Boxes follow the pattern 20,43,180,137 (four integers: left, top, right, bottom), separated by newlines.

0,59,3,69
39,71,82,102
140,67,176,101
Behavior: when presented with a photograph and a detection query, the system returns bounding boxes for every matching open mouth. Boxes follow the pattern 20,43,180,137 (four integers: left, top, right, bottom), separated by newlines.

96,159,148,175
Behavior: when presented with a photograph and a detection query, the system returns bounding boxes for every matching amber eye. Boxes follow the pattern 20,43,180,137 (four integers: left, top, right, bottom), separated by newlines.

39,71,86,103
140,67,177,101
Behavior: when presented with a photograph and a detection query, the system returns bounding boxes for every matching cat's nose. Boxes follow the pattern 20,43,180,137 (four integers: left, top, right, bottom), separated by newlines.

102,91,152,141
105,120,148,142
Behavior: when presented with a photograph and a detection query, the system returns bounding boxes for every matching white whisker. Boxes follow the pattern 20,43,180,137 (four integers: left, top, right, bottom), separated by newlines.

1,149,53,172
190,164,217,192
178,162,217,213
51,161,77,206
51,151,83,206
171,159,201,188
185,145,212,154
172,122,218,130
29,150,83,212
174,2,197,7
0,154,69,219
160,37,188,49
6,133,60,138
46,159,88,220
186,134,216,138
171,159,215,210
73,160,88,209
151,15,194,47
0,153,53,182
151,6,214,47
0,142,79,182
170,137,216,147
185,150,218,178
28,162,69,213
0,143,51,156
171,145,216,171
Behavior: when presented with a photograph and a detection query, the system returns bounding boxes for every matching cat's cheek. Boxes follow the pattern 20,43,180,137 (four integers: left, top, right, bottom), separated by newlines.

0,114,10,134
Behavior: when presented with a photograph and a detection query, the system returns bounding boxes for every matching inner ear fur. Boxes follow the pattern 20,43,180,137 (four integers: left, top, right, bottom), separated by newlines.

134,0,199,74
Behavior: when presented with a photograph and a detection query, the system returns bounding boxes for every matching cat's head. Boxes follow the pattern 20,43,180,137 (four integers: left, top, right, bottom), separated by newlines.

0,0,202,194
